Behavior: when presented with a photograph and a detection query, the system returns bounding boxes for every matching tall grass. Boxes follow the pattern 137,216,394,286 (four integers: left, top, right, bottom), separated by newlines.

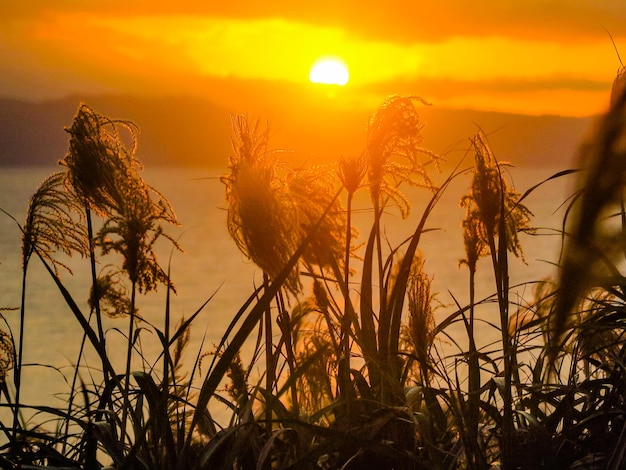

0,84,625,469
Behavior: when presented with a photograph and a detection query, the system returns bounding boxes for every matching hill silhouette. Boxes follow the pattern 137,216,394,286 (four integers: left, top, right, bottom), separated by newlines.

0,94,595,169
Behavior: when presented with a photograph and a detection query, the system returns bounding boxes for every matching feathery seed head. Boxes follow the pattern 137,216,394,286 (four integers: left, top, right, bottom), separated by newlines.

407,259,435,370
461,131,533,260
459,208,488,273
469,131,502,237
61,104,140,215
365,95,443,218
23,172,89,272
288,167,347,270
58,104,185,294
223,115,302,292
97,180,180,294
89,270,135,318
0,330,13,383
338,154,367,196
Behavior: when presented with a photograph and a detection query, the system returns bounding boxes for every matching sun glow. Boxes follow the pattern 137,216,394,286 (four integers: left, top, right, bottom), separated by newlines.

309,58,350,86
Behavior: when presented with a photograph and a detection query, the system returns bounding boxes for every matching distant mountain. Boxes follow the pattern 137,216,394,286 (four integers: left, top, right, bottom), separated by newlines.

419,107,595,169
0,95,233,168
0,94,596,169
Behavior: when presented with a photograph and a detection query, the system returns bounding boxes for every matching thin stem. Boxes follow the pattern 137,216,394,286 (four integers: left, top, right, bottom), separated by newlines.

86,207,106,349
340,192,354,410
466,267,486,469
487,222,513,469
163,278,171,395
263,275,275,431
12,267,27,444
373,201,391,402
121,280,137,442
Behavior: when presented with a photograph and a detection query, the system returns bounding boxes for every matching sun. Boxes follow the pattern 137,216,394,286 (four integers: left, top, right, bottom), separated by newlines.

309,57,349,86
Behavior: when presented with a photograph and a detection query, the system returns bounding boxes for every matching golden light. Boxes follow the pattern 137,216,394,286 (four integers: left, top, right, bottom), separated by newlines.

309,57,350,86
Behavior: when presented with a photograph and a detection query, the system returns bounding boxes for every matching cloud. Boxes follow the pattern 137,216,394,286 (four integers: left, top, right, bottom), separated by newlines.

6,0,626,44
13,13,621,84
1,1,625,115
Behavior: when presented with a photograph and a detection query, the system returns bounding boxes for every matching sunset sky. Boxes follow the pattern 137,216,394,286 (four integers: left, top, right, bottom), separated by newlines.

2,1,626,117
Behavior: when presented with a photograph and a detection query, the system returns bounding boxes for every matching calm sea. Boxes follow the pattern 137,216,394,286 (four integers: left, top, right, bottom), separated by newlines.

0,164,575,425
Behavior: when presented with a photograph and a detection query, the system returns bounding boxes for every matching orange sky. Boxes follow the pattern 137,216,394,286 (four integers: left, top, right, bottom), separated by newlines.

2,1,626,116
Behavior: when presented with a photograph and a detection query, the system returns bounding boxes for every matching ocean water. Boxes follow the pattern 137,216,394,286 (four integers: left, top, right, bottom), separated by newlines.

0,164,576,425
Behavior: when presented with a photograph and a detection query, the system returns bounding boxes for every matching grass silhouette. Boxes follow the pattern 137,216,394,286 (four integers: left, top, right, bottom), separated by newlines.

0,81,625,469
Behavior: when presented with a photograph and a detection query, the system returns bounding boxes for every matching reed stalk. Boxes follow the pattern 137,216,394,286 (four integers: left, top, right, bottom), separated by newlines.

460,213,483,462
461,131,533,468
339,188,354,409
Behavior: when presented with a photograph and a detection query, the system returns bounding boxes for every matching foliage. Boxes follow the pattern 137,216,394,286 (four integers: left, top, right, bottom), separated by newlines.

1,85,626,470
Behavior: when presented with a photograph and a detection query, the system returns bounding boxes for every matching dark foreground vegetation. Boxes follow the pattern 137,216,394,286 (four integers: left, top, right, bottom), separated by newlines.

0,68,626,469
